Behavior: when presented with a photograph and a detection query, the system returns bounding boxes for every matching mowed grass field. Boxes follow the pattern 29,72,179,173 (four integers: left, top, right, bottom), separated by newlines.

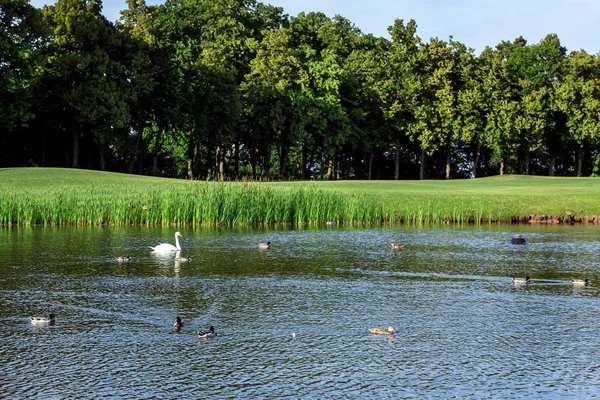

1,168,599,226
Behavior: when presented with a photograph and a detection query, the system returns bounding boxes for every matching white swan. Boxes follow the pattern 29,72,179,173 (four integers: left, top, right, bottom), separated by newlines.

151,232,183,254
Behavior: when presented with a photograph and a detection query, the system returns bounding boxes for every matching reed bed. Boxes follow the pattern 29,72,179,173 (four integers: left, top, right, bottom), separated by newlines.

2,168,600,226
0,181,497,226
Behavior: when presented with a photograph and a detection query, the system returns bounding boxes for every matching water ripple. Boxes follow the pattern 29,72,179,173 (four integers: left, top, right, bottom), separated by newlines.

1,225,600,397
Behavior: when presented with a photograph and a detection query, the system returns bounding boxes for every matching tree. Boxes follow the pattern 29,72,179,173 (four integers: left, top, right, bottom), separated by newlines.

555,50,600,176
375,19,422,179
412,36,460,179
0,0,46,166
508,34,566,175
38,0,132,169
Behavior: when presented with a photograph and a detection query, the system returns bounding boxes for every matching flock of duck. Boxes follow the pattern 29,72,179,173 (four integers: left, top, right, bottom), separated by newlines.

29,233,591,337
508,234,592,287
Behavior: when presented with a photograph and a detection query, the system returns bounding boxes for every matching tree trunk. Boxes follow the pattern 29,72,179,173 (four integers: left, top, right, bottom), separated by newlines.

129,129,142,174
72,133,79,168
137,153,143,175
327,158,333,180
472,143,481,178
251,147,257,180
64,145,70,167
152,130,162,176
394,139,400,180
301,144,307,180
525,152,530,175
549,157,556,176
264,151,270,180
279,143,288,180
500,159,504,176
234,142,239,180
577,147,583,177
419,150,425,180
99,146,106,171
187,158,193,180
368,150,374,180
445,143,451,179
85,135,93,169
40,135,46,167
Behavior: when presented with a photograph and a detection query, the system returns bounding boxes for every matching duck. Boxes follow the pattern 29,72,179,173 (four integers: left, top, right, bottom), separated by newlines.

175,255,191,262
512,276,531,284
259,241,271,249
174,316,183,328
571,278,590,286
391,242,404,250
510,234,527,245
30,313,56,325
198,326,216,338
116,255,131,262
151,232,183,254
369,326,396,336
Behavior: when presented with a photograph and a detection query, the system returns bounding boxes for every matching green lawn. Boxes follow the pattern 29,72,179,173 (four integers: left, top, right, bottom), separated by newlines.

1,168,599,225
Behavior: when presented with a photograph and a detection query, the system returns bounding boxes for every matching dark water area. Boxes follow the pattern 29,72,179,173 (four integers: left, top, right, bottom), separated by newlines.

1,224,599,398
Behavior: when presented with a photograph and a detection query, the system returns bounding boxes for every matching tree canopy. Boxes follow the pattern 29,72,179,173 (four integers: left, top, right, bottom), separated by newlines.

2,0,599,179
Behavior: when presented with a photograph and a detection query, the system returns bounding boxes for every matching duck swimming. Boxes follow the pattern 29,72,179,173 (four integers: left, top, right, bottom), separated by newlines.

259,241,271,249
116,255,131,262
174,316,183,328
391,243,404,250
198,326,216,338
175,255,191,262
30,313,56,325
571,278,590,286
510,234,527,245
369,326,396,336
512,276,531,284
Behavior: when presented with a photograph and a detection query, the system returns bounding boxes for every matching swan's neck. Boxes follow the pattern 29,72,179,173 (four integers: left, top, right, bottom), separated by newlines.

175,234,181,250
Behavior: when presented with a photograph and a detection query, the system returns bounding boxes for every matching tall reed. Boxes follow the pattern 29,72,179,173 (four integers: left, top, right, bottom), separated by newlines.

4,169,597,226
0,181,504,226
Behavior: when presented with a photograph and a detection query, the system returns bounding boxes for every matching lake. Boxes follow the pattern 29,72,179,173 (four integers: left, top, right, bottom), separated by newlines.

1,224,599,398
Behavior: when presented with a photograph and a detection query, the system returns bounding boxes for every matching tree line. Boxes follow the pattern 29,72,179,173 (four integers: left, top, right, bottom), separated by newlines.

2,0,600,180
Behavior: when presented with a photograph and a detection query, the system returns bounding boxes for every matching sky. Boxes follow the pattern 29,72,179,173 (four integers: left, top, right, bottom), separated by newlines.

30,0,600,55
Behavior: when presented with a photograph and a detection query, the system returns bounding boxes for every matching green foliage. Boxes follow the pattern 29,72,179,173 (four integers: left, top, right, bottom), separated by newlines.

3,168,600,226
4,2,600,179
0,0,46,130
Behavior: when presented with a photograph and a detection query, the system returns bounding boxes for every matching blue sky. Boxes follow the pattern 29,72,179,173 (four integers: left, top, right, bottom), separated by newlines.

30,0,600,55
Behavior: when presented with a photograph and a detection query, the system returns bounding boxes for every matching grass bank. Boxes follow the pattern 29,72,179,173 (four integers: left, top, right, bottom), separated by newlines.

1,168,599,226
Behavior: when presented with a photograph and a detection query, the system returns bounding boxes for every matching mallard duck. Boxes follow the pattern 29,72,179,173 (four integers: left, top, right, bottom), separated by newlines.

259,241,271,249
116,255,131,262
198,326,216,338
30,313,56,325
174,316,183,328
512,276,531,284
391,242,404,250
571,278,590,286
175,255,191,262
369,326,396,335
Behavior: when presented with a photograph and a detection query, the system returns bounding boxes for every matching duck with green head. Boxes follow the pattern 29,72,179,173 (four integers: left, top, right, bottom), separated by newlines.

30,313,56,325
571,278,590,286
512,276,531,284
198,326,216,338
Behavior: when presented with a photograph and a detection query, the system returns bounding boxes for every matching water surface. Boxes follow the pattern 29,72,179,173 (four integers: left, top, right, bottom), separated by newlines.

1,224,599,398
